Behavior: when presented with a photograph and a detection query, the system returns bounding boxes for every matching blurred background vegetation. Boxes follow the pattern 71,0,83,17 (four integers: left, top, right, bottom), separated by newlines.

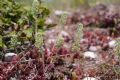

16,0,120,11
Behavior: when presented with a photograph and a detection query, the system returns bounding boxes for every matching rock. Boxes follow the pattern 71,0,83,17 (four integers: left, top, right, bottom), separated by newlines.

80,39,88,43
5,53,17,57
72,63,79,67
89,46,97,52
4,53,17,62
54,10,70,16
10,77,17,80
45,18,53,25
84,51,97,59
47,38,56,44
96,46,102,51
108,40,116,48
54,10,63,16
45,18,57,28
82,77,98,80
60,31,69,37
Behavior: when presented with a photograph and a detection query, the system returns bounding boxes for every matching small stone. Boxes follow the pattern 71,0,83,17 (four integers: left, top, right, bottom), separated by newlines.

108,40,116,48
82,77,98,80
72,63,78,67
10,77,17,80
45,18,53,25
54,10,70,16
54,10,63,16
5,53,17,62
89,46,97,52
5,53,17,57
96,46,102,51
47,38,56,44
84,51,97,59
80,39,88,43
60,31,69,37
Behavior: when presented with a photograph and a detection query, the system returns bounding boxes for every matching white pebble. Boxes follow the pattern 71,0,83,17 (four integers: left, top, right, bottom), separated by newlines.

45,18,53,25
54,10,70,16
72,63,79,67
47,39,56,44
108,40,116,48
5,53,17,57
54,10,63,16
46,48,51,56
89,46,97,52
80,39,88,43
60,31,69,37
5,53,17,62
82,77,98,80
84,51,97,59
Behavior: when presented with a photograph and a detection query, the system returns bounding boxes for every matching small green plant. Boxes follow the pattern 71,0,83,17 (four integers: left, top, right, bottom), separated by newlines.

35,30,44,49
10,34,18,48
60,14,68,26
0,0,27,32
71,23,83,52
115,38,120,60
0,35,3,48
76,23,83,42
0,0,50,50
0,0,28,49
56,36,64,48
29,0,50,44
55,14,68,48
71,42,80,53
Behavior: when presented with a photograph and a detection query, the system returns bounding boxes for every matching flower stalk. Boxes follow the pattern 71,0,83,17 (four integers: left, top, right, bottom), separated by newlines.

71,23,83,52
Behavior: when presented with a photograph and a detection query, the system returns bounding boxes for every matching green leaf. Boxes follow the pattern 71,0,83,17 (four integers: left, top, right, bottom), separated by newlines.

23,28,32,38
35,31,44,48
37,18,45,29
0,35,3,47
